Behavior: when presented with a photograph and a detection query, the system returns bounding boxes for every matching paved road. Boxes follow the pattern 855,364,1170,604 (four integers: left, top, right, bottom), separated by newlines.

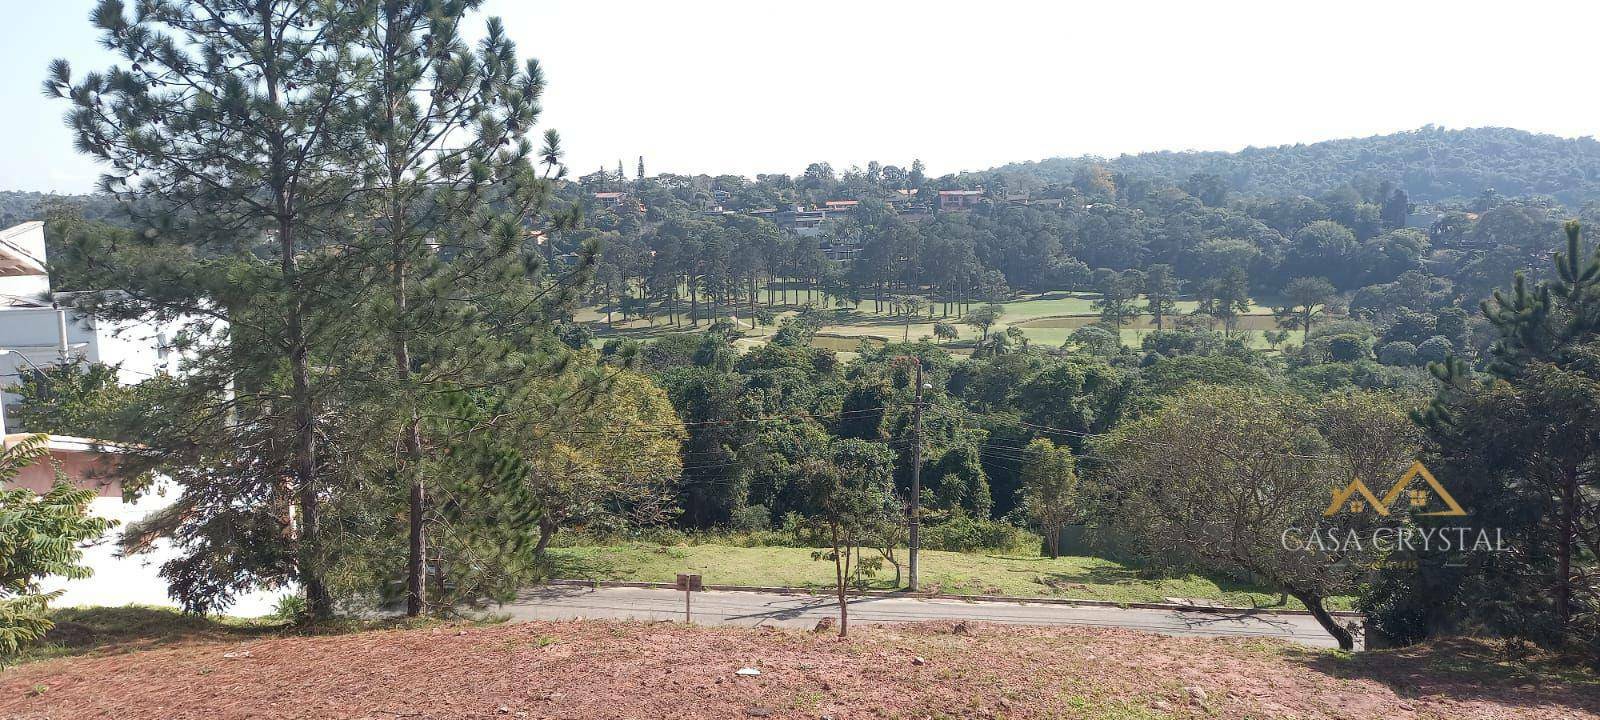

497,586,1353,649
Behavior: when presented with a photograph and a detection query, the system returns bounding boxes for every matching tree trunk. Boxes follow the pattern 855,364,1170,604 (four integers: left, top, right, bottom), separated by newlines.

1293,591,1353,650
690,279,699,326
396,250,425,618
832,524,849,637
1557,465,1578,627
262,3,330,622
284,218,333,621
534,516,559,556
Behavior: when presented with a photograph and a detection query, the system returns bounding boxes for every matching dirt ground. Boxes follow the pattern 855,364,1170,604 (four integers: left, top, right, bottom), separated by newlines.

3,619,1595,720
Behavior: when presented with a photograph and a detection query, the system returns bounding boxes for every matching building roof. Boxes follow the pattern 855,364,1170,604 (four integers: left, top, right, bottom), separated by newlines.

592,191,625,199
2,433,135,456
938,190,984,196
0,222,47,278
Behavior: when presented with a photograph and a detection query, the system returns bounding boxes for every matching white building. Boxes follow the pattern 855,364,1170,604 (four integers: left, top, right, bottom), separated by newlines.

0,222,178,394
0,220,285,616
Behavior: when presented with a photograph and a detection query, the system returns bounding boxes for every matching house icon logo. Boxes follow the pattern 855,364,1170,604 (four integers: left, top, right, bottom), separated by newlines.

1323,461,1467,517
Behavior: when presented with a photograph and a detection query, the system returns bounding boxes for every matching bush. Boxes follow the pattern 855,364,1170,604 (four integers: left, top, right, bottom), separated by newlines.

270,594,308,623
729,505,773,532
920,516,1041,554
0,436,115,658
1416,335,1455,364
1066,325,1120,356
1325,334,1372,362
1377,340,1418,366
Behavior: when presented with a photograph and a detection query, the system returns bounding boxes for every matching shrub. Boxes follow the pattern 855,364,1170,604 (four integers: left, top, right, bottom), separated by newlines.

920,516,1041,554
1325,334,1372,362
729,505,772,532
1416,335,1455,364
0,436,115,657
1377,340,1418,366
1066,325,1120,356
270,594,308,622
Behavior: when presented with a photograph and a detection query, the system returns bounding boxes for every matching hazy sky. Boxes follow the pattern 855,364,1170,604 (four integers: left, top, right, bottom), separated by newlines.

3,0,1597,194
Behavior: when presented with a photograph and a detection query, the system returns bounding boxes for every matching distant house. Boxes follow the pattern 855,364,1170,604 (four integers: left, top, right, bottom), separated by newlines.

938,189,985,211
592,191,644,213
822,200,859,211
819,235,861,262
773,205,833,237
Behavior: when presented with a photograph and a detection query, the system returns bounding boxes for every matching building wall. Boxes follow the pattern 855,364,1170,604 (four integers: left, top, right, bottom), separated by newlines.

0,221,285,616
36,474,291,617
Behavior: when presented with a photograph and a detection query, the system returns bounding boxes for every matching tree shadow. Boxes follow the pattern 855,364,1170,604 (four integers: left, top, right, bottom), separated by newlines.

25,605,284,663
1279,637,1600,714
533,551,622,582
1027,562,1297,608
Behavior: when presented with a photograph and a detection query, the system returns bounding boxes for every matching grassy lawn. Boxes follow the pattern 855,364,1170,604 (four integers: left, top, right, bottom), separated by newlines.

579,289,1296,354
546,542,1348,610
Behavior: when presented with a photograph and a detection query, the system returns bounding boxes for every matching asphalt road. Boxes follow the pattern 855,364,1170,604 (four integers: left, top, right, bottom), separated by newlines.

497,586,1353,649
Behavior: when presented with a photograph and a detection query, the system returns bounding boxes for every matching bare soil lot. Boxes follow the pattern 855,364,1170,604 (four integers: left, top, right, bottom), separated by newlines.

3,618,1595,719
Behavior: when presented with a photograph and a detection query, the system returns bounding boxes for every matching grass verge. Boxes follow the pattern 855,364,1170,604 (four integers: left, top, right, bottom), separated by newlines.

545,542,1351,610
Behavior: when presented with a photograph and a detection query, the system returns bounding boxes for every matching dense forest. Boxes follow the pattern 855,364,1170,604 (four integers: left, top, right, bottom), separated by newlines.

985,126,1600,205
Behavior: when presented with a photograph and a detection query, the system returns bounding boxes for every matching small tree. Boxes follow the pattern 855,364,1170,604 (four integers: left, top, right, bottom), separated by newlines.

0,435,114,656
1198,267,1253,335
1143,264,1182,331
1021,439,1078,558
1276,277,1338,336
1095,387,1415,649
898,295,927,341
1066,325,1120,357
800,439,897,637
963,304,1005,342
932,322,959,344
1091,269,1141,331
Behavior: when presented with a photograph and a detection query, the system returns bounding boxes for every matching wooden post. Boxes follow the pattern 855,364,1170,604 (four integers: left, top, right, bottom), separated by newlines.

677,573,701,623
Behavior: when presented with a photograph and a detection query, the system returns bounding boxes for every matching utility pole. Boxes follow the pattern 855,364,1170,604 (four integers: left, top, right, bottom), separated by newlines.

908,358,925,592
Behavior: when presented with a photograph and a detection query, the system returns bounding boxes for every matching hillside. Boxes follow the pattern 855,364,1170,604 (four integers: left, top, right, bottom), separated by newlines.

984,126,1600,205
0,191,123,229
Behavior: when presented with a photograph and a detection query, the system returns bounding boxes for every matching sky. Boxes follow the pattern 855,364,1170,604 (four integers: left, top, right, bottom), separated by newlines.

3,0,1598,194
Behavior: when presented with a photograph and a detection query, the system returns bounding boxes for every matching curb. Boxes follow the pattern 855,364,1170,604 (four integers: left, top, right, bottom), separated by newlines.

541,579,1364,619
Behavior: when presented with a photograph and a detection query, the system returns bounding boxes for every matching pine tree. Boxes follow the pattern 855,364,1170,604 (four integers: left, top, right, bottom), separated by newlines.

637,155,646,181
47,0,371,618
343,3,563,617
1409,220,1600,647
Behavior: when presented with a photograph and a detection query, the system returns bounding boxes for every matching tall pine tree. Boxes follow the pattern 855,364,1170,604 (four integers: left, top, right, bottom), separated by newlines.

48,0,372,618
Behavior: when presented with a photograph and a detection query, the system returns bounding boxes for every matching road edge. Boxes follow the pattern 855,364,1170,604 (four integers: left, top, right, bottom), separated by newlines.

541,579,1365,619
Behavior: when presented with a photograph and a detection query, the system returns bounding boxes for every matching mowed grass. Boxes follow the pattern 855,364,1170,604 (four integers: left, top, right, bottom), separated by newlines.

546,542,1347,610
576,288,1300,353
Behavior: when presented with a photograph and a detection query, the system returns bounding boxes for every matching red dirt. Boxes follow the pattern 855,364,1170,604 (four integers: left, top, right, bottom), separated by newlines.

2,620,1594,719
